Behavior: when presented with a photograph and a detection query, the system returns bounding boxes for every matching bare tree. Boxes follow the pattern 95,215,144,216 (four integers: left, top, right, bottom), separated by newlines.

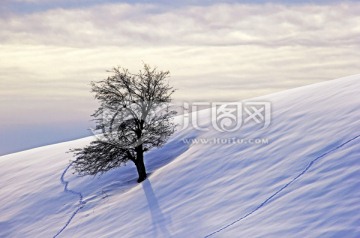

71,64,176,183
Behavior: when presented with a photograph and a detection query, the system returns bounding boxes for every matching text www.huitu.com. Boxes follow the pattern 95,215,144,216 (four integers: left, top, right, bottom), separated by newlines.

182,137,269,145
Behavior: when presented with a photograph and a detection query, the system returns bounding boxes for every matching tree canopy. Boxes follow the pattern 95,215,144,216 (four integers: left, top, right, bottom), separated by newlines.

71,64,177,182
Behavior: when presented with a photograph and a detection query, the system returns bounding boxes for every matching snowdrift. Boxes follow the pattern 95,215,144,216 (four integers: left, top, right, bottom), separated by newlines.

1,75,360,238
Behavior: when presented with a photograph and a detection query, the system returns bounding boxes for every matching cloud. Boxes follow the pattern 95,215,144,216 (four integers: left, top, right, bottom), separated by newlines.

1,3,360,47
1,2,360,128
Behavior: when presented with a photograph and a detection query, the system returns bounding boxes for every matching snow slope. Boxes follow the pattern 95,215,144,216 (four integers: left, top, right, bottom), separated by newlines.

1,75,360,238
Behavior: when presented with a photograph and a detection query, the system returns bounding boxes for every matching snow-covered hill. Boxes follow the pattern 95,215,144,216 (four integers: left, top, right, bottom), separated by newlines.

1,75,360,238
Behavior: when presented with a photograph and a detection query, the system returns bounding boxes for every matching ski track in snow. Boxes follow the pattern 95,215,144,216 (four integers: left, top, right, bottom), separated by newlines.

53,162,86,238
204,134,360,238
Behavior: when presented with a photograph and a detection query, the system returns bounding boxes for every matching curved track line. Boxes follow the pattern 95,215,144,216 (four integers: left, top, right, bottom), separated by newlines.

54,162,86,238
204,134,360,237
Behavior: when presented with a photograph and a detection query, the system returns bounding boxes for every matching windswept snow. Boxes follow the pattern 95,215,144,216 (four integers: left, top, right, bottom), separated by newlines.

1,75,360,238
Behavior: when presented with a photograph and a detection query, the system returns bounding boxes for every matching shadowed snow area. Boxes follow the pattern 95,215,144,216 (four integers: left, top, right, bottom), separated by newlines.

0,74,360,237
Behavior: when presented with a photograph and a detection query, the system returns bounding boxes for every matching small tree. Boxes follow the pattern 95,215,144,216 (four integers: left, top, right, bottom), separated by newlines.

72,64,176,183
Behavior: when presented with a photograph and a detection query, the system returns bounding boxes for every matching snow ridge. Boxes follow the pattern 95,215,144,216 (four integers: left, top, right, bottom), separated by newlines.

204,134,360,238
53,162,86,238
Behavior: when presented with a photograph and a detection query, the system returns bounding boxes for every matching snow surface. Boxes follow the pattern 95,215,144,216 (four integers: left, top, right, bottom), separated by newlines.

1,75,360,238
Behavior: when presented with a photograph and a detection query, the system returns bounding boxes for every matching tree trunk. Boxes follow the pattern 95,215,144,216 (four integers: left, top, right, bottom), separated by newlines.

135,148,147,183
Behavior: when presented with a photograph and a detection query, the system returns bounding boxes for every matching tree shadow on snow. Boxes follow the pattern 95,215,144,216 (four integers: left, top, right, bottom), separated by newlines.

142,179,172,237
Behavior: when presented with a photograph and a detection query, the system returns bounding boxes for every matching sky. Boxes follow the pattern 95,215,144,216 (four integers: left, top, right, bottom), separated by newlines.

1,0,360,155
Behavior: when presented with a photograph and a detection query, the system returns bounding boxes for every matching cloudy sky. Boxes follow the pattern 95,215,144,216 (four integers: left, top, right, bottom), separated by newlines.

1,0,360,155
